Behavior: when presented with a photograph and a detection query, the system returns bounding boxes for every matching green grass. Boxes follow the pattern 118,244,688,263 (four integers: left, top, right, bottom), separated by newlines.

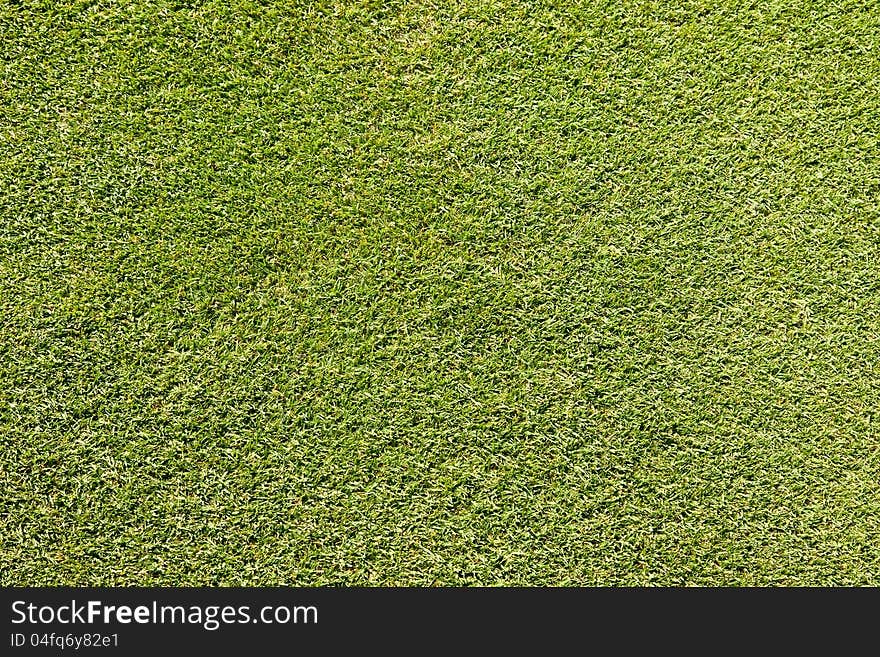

2,0,879,586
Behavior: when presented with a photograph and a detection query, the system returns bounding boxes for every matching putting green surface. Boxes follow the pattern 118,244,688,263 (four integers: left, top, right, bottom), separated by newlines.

2,0,879,585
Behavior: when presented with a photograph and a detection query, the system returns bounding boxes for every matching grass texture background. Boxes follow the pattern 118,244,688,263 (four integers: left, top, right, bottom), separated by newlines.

2,0,879,585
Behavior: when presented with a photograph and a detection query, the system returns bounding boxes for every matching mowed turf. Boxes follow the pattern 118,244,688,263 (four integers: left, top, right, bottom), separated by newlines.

2,0,879,585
